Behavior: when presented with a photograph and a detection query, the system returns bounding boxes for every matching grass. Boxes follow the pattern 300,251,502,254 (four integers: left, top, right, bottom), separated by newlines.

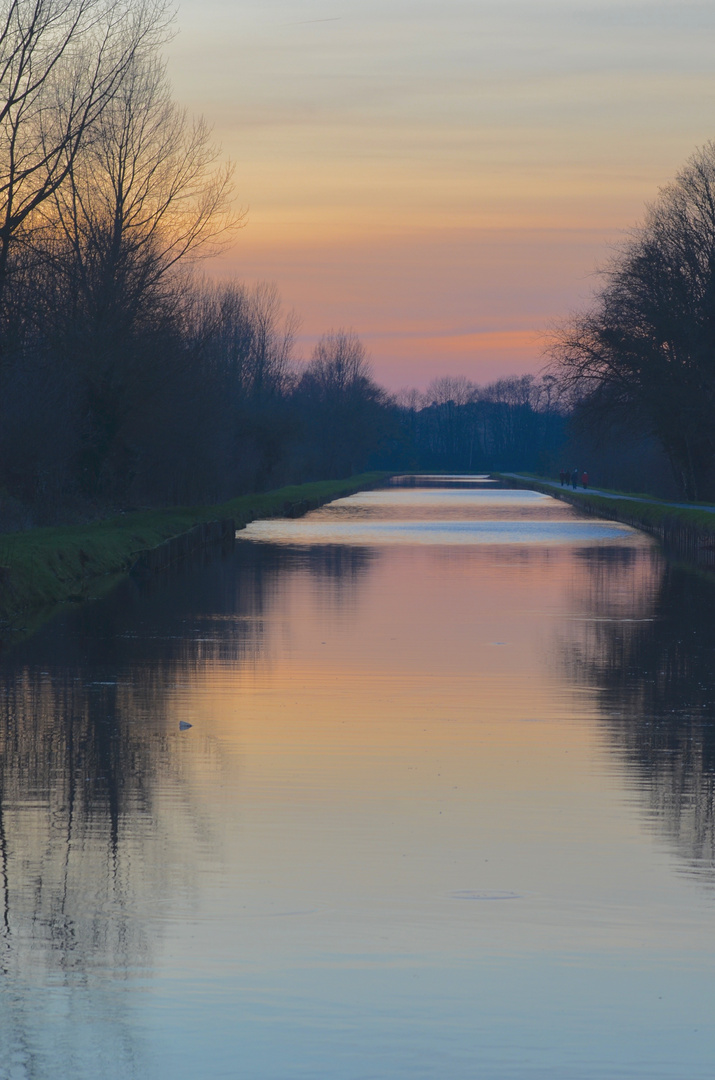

492,472,715,536
0,472,391,627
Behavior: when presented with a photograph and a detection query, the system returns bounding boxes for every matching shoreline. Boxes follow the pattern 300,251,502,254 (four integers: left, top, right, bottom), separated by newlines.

494,472,715,569
0,473,390,638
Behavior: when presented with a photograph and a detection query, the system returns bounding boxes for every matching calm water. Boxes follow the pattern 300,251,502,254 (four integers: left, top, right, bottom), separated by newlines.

1,482,715,1079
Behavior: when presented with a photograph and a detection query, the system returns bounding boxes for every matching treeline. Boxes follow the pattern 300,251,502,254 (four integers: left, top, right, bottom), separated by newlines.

387,375,566,474
8,5,715,523
0,0,567,532
0,0,394,528
550,141,715,502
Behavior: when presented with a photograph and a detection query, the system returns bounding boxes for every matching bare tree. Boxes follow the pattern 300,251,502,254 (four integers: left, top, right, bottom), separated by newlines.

298,329,388,477
394,386,424,411
306,328,373,393
425,375,477,408
43,49,236,354
0,0,171,317
549,141,715,500
243,281,297,400
17,47,239,501
187,279,295,400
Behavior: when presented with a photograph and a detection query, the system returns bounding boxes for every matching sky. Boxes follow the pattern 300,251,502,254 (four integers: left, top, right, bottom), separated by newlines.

166,0,715,389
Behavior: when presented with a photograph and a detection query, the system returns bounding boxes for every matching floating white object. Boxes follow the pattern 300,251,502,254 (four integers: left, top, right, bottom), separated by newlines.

179,721,192,731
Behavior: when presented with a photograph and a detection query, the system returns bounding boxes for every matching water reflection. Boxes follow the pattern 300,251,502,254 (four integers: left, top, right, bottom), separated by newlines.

2,487,715,1078
390,474,499,486
0,545,290,1076
565,557,715,877
0,667,168,1075
240,489,641,547
0,541,376,976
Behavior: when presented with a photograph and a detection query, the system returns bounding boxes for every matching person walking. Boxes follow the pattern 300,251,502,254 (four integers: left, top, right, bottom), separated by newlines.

559,468,566,486
571,468,579,490
581,470,589,489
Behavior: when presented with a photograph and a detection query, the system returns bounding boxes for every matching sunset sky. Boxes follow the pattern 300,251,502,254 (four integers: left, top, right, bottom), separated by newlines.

167,0,715,388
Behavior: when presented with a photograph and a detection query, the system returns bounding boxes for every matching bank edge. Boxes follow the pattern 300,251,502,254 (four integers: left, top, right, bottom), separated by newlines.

493,472,715,571
0,473,391,637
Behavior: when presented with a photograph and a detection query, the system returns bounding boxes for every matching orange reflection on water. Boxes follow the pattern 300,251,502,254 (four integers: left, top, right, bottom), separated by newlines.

154,520,682,974
6,485,715,1080
169,520,660,854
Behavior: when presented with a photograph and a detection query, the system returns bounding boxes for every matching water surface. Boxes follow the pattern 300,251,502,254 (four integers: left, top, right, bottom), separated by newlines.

1,483,715,1079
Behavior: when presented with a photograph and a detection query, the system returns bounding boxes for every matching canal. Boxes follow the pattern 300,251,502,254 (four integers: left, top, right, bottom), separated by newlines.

1,478,714,1078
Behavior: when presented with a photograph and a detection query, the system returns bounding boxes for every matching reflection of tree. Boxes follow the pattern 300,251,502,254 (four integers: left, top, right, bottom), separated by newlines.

234,539,374,620
298,543,374,609
564,552,715,876
235,537,373,584
0,536,375,1074
0,668,174,1076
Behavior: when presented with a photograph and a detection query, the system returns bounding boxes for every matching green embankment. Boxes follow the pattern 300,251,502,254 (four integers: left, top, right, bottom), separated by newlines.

492,472,715,560
0,472,390,626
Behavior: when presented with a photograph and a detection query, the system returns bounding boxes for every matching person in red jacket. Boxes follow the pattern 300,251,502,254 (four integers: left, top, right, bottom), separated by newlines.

581,470,589,489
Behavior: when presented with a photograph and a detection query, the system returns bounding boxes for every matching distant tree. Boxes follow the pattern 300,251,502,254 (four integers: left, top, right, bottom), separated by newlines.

239,281,298,402
421,375,481,467
297,329,389,477
425,375,476,408
307,328,372,394
549,141,715,500
182,279,298,494
391,373,565,473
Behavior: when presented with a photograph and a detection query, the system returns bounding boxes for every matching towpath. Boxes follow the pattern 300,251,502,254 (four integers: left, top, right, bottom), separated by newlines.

500,473,715,515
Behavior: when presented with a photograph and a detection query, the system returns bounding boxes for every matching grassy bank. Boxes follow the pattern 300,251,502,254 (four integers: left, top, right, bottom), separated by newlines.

0,473,390,628
493,472,715,562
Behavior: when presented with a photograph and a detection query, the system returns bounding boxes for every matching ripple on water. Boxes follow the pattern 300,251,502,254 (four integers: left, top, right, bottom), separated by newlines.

450,891,521,901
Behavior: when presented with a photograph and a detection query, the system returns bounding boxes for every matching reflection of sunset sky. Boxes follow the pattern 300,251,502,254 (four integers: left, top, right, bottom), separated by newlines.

239,488,647,542
166,517,679,953
167,0,715,385
6,491,715,1077
152,525,715,991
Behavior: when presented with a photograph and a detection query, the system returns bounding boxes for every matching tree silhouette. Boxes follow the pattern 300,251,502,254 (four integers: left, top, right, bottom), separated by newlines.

550,141,715,500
